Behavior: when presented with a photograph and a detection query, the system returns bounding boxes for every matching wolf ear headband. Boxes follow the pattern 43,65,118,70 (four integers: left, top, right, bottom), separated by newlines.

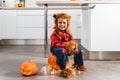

53,13,71,19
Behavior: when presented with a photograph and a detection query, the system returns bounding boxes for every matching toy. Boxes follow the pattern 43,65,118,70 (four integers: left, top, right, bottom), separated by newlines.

65,40,79,56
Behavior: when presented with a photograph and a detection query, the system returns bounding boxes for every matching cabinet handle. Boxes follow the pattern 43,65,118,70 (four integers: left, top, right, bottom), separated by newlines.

89,5,96,9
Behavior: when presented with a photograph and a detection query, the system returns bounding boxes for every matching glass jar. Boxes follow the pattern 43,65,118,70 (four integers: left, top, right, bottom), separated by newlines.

14,0,25,8
14,0,20,8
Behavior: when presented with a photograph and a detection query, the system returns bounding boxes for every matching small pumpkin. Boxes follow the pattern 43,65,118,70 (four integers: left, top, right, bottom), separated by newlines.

20,59,38,76
48,54,69,70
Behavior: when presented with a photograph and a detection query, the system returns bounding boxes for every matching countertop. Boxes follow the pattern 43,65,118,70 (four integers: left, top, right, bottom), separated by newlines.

0,6,87,10
0,0,120,10
36,0,120,5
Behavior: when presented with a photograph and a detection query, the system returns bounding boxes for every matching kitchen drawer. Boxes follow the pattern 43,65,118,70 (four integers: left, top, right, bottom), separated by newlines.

17,10,44,15
2,10,17,39
17,28,44,39
17,15,53,28
17,15,44,27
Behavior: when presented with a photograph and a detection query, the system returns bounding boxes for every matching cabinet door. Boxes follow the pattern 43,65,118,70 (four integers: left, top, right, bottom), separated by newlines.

2,10,17,39
81,9,91,50
17,10,44,39
91,4,120,51
0,10,2,40
17,28,44,39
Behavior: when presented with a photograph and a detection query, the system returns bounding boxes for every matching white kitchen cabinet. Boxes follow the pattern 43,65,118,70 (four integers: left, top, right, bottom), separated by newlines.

91,4,120,51
17,15,44,27
2,10,17,39
0,10,2,40
1,9,82,40
81,9,91,50
17,9,82,39
81,4,120,51
18,28,44,39
17,10,45,39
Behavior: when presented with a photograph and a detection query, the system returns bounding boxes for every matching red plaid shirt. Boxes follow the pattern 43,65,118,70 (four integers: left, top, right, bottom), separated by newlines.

50,30,74,51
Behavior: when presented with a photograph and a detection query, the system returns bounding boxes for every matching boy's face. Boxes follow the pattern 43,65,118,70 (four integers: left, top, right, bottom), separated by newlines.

57,18,67,31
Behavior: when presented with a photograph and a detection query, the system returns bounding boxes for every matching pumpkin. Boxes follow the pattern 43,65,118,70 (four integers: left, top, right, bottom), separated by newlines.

20,60,38,76
48,54,69,70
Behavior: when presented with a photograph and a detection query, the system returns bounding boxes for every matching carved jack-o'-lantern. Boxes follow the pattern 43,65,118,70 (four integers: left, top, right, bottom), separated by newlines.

20,60,38,76
48,54,69,70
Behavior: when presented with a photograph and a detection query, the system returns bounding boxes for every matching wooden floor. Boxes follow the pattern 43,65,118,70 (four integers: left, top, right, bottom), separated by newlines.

0,45,120,80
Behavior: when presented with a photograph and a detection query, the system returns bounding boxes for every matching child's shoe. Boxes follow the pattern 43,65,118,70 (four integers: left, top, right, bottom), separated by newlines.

76,65,87,71
71,64,78,69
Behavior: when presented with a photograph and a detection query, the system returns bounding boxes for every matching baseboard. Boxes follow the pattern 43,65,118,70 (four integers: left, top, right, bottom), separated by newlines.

89,51,120,60
0,39,80,45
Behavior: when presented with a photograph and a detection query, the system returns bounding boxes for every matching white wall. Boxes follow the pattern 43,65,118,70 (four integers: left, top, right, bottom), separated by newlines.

25,0,38,7
5,0,15,7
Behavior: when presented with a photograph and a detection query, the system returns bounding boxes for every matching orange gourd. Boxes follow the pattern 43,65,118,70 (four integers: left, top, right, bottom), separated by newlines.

20,60,38,76
48,54,69,70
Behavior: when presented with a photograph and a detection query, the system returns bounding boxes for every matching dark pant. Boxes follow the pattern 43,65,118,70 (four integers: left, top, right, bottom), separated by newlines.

51,46,84,69
74,46,83,66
